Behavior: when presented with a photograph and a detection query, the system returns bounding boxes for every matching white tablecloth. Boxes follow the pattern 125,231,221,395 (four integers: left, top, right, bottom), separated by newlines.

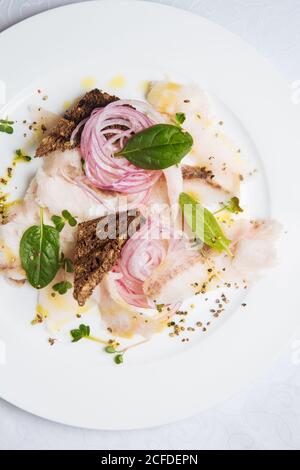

0,0,300,450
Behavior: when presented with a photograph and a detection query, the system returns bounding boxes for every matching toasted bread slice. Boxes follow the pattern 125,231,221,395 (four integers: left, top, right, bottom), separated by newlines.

35,89,118,157
73,212,143,306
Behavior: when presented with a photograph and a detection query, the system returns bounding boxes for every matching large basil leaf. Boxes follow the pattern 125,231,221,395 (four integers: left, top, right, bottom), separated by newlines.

20,212,60,289
179,192,232,255
115,124,193,170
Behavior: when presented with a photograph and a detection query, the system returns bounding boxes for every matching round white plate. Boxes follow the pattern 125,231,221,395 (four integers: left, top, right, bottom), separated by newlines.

0,0,299,430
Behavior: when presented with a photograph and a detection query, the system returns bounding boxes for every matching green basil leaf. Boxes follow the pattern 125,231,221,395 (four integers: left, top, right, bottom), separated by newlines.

115,124,193,170
20,211,60,289
179,192,232,255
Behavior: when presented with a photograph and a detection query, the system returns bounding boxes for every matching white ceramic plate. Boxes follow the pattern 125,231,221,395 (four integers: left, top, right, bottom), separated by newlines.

0,0,299,430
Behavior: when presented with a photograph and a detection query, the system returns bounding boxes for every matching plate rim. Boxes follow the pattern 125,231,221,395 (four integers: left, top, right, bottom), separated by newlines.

0,0,300,430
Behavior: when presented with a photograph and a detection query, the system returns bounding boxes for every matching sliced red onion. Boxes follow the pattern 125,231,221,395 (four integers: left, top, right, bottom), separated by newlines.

110,99,165,124
74,100,163,197
113,218,184,309
70,117,89,145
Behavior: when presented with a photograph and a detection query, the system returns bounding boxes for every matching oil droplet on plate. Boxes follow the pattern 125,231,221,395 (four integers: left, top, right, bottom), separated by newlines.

137,80,150,95
63,100,71,111
80,77,97,90
107,75,126,89
216,212,234,227
0,241,16,264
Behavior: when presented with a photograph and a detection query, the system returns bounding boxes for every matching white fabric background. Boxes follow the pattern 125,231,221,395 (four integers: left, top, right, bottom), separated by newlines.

0,0,300,450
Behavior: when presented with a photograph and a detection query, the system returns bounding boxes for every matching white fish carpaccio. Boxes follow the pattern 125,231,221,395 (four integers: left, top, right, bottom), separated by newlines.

97,273,175,339
213,219,282,284
0,149,92,282
147,81,246,205
33,148,111,221
0,196,39,281
141,219,282,308
94,218,281,340
147,81,213,121
37,272,95,333
34,148,154,219
0,148,144,281
163,165,183,219
143,247,208,305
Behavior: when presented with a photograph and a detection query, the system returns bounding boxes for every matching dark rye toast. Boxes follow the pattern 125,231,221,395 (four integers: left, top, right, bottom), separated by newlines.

73,212,143,307
35,89,119,157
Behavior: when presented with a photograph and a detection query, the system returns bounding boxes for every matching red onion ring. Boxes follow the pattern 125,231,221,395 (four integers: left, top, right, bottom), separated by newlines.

74,100,163,195
113,218,187,309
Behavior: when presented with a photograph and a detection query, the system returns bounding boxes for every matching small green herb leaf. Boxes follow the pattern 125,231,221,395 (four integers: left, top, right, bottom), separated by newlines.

0,119,14,125
81,158,86,173
156,303,165,313
79,324,90,337
115,124,193,170
53,281,72,295
179,192,232,255
218,197,243,214
68,217,77,227
59,252,74,273
59,252,65,265
104,344,125,364
14,149,32,163
114,354,124,364
0,119,14,134
70,324,90,342
175,112,186,125
64,258,74,273
51,215,65,233
70,330,82,342
51,210,77,232
20,209,60,289
62,210,77,227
